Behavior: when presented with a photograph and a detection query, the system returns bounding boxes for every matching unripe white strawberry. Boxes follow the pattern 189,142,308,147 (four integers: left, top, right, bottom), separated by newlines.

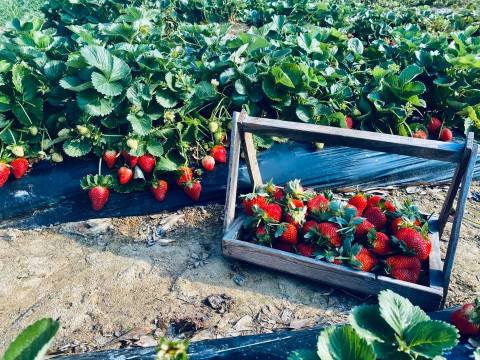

29,126,38,136
57,128,71,137
51,152,63,163
126,138,139,151
76,125,89,136
11,145,24,157
208,121,219,133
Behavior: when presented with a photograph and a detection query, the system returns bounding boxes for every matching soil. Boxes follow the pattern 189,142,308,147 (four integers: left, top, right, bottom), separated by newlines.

0,183,479,355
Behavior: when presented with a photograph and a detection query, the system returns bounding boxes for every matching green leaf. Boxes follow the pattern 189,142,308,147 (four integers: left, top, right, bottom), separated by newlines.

0,92,11,112
288,349,319,360
3,318,59,360
348,38,364,54
350,304,394,343
80,45,130,82
317,325,376,360
378,290,429,337
399,65,423,86
44,61,66,82
77,91,114,117
271,66,295,88
404,320,458,358
127,113,152,135
59,76,93,92
146,139,164,157
155,91,178,108
235,79,247,95
63,138,92,157
91,72,123,97
12,99,43,126
296,105,312,122
155,155,182,172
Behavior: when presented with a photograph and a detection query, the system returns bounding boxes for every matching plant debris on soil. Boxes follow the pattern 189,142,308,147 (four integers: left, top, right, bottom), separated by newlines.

0,183,479,355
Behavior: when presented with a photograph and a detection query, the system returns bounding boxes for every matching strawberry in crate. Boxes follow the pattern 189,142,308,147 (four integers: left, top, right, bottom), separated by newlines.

239,179,432,285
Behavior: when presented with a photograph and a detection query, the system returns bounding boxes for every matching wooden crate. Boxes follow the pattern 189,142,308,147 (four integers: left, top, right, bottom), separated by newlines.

222,111,477,310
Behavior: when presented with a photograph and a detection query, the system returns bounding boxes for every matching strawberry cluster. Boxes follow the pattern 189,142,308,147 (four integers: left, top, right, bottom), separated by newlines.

240,179,432,284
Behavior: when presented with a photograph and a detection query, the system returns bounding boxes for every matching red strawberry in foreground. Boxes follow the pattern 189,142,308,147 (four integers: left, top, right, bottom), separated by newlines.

439,128,453,142
450,299,480,336
316,222,342,248
183,180,202,201
395,227,431,260
427,116,443,135
81,174,113,211
297,242,314,257
307,194,329,215
348,193,367,216
243,195,267,216
201,155,215,171
302,220,319,236
366,195,383,208
363,206,387,230
385,255,421,283
412,130,427,139
10,158,29,179
355,218,375,240
351,246,378,272
176,166,193,186
210,145,227,163
367,229,392,256
345,116,353,129
117,166,133,185
0,163,10,187
122,150,138,168
103,150,118,169
151,179,168,202
138,154,156,174
255,226,271,245
263,203,282,223
276,223,298,245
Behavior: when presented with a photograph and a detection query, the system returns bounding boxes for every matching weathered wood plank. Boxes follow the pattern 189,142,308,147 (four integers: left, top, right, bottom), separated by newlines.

442,143,478,305
239,130,263,189
438,133,474,235
240,117,464,162
223,111,244,231
428,219,444,292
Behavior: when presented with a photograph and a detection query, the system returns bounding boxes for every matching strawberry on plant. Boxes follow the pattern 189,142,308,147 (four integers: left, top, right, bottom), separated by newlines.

80,174,113,211
51,152,63,163
176,166,193,186
297,242,315,257
385,255,421,283
122,150,138,168
10,145,24,157
183,180,201,201
210,145,227,163
242,194,268,216
348,193,367,216
394,227,431,260
413,129,427,139
0,162,10,187
345,116,353,129
275,222,298,245
126,138,139,151
151,179,168,202
450,298,480,336
118,166,133,185
351,245,378,272
138,154,155,174
367,229,392,256
103,150,118,169
208,121,219,133
363,206,387,230
201,155,215,171
440,128,453,142
427,116,442,135
10,158,29,179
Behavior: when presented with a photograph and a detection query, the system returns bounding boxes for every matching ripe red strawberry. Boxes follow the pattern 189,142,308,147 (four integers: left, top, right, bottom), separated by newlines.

307,194,329,214
264,182,285,201
176,166,193,186
366,195,383,208
183,180,201,201
383,200,396,212
345,115,353,129
290,199,304,209
89,186,109,211
355,218,374,240
10,158,29,179
450,300,480,336
302,220,319,236
0,163,10,187
255,225,271,244
273,241,293,253
276,223,298,245
117,166,133,185
367,229,392,256
427,116,442,135
122,150,138,168
263,203,282,223
385,255,421,283
352,246,378,272
439,128,453,142
243,195,267,216
390,217,421,234
316,222,342,248
363,206,387,230
151,179,168,202
210,145,227,163
201,155,215,171
395,228,431,260
297,242,314,257
103,150,118,169
138,154,156,174
348,193,367,216
413,130,427,139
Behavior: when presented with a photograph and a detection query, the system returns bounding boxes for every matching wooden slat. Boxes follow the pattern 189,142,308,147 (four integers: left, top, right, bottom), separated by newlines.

239,129,263,188
240,117,464,163
223,111,244,231
442,143,478,305
437,133,474,235
428,219,444,292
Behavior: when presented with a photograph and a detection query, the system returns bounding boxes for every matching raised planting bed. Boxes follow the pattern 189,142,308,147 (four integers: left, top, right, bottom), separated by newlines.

222,111,478,310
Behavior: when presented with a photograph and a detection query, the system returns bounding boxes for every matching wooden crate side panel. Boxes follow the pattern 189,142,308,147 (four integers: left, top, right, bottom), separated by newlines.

428,219,444,291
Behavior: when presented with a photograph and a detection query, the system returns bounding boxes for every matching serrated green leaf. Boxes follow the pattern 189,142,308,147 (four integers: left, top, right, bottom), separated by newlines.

288,349,319,360
63,138,92,157
348,38,364,55
378,289,429,337
350,304,394,343
127,113,152,135
80,45,130,82
0,92,11,112
91,72,123,97
146,139,164,157
77,91,114,117
3,318,59,360
155,91,178,108
59,76,93,92
404,320,458,358
399,65,423,85
271,65,295,88
155,155,182,172
317,325,376,360
44,61,66,82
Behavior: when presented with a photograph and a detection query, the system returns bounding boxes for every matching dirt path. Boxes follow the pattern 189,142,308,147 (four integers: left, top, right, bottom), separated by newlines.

0,183,479,354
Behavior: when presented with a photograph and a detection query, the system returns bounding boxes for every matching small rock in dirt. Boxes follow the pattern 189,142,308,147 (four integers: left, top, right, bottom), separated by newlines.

406,186,419,194
167,318,203,337
289,318,316,330
233,315,254,332
232,274,245,286
204,294,233,314
135,335,157,348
